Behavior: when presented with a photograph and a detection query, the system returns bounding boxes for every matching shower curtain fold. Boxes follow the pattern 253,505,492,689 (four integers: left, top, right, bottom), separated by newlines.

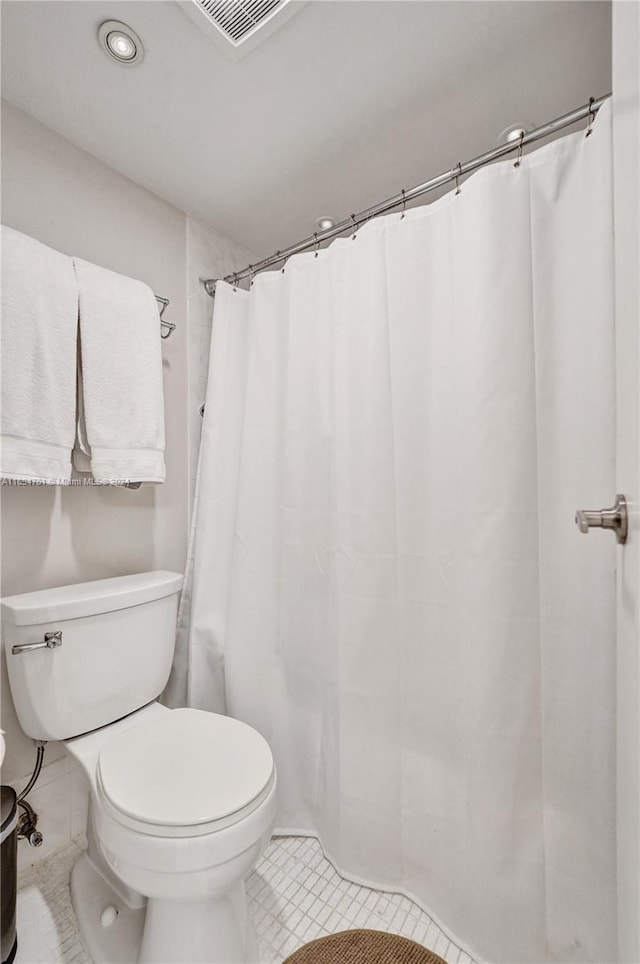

180,104,616,964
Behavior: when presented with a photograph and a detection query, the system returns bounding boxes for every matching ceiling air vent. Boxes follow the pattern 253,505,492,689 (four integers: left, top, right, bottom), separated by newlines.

181,0,305,59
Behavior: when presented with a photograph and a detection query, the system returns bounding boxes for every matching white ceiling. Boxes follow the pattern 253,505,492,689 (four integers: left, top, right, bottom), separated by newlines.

1,1,611,257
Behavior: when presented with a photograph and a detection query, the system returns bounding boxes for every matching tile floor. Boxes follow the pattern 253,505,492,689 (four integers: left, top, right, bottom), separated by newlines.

15,839,88,964
16,835,476,964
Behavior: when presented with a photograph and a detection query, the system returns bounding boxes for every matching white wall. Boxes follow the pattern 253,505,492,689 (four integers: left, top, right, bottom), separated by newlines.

0,102,253,868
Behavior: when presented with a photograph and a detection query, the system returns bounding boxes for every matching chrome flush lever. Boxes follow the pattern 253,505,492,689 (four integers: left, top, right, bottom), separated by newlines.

12,631,62,656
575,494,628,544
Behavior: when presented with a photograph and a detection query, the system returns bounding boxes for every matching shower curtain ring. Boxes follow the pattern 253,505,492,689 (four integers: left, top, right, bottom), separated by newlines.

454,163,462,196
586,96,595,137
248,265,254,288
314,232,320,258
232,273,240,292
514,132,524,168
350,214,358,240
400,189,406,219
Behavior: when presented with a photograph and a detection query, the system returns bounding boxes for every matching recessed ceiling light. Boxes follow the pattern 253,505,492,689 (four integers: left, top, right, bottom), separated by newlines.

98,20,144,66
316,217,335,232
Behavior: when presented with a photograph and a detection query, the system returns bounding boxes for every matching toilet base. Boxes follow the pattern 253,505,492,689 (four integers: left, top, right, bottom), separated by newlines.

70,852,145,964
138,882,257,964
70,850,260,964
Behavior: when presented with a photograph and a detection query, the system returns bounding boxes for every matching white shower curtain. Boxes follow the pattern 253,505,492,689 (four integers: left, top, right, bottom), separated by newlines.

181,104,616,964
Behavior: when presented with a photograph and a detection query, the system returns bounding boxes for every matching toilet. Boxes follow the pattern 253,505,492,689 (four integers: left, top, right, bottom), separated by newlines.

1,571,277,964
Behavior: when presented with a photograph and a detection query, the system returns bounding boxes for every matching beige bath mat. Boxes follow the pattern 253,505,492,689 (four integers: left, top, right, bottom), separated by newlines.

283,928,448,964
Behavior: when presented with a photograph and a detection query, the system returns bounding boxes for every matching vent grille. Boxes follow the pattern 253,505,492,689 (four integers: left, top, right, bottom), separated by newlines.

196,0,288,45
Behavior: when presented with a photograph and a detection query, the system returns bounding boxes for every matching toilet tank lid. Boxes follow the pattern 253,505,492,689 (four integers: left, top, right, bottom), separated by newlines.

1,571,183,626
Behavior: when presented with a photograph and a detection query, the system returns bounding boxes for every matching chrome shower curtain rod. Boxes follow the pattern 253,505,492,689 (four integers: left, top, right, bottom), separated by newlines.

203,92,610,295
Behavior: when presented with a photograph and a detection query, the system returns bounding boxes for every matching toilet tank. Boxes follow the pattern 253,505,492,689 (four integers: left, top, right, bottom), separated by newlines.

2,571,183,742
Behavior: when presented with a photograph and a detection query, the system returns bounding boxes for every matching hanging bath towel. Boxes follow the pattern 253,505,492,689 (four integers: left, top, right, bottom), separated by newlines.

72,258,166,484
0,225,78,483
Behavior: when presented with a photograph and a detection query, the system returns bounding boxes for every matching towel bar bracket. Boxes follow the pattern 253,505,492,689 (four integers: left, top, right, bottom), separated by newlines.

155,295,176,339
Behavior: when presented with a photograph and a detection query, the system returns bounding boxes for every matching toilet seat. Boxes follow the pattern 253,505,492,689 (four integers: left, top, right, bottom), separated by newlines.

96,707,275,838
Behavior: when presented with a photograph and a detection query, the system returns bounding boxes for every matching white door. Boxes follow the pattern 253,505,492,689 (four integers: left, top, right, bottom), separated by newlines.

612,4,640,961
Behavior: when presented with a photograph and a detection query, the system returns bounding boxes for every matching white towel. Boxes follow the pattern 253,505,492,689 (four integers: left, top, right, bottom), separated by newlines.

72,258,166,484
1,225,78,482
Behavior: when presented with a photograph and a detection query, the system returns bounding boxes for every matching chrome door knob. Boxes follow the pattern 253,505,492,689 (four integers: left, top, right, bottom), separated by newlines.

575,493,628,544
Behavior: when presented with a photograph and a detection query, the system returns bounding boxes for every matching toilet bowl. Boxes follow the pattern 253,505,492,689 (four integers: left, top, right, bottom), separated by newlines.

66,702,277,963
1,572,277,964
